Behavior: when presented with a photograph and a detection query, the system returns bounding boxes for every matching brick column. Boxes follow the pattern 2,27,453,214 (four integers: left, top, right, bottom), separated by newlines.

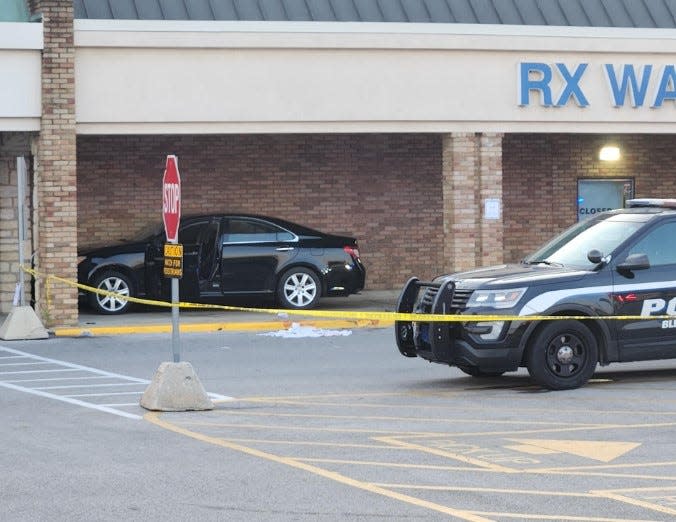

441,132,504,273
478,133,504,266
29,0,78,326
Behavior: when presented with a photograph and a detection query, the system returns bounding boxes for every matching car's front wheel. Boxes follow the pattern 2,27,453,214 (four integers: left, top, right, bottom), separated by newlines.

89,270,135,314
526,320,598,390
277,267,321,309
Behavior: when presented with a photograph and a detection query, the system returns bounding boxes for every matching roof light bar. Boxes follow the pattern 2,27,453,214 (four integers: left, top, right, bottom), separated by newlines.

627,198,676,209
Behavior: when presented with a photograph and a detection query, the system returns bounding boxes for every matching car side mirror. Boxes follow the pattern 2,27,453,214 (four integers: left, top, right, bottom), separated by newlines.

617,253,650,272
587,249,604,264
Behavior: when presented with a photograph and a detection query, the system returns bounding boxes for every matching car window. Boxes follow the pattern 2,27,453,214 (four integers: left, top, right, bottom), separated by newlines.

626,221,676,267
178,221,208,244
224,219,295,243
525,217,644,269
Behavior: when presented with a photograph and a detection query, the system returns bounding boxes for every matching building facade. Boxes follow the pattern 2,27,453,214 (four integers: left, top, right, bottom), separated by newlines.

2,0,676,325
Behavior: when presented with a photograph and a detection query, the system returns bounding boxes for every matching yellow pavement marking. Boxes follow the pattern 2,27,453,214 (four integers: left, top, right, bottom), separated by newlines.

372,483,598,497
177,420,433,436
53,318,389,336
145,412,493,522
591,491,676,517
506,438,641,463
295,457,490,472
239,396,676,417
470,511,656,522
531,460,676,473
216,438,410,450
504,444,559,455
372,436,518,473
531,470,676,481
594,486,676,493
188,408,600,428
217,403,607,428
295,457,676,481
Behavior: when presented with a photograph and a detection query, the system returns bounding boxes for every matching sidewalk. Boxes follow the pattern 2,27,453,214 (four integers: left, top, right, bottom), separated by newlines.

4,290,401,337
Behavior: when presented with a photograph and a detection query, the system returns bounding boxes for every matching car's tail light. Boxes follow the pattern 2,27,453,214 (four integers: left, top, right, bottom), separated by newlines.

343,246,360,260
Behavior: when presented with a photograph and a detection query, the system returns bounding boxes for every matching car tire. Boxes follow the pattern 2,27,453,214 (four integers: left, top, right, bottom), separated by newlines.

277,267,321,310
458,366,505,378
526,320,598,390
89,270,135,315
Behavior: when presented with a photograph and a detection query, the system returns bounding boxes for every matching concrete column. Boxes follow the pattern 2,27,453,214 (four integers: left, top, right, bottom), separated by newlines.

441,132,504,273
0,134,32,314
29,0,78,326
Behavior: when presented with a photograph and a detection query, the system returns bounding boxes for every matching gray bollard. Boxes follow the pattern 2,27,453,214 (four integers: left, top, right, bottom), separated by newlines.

140,361,213,411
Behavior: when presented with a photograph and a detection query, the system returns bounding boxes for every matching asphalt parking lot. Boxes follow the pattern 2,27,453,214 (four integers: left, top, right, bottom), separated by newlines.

5,290,676,521
4,316,676,521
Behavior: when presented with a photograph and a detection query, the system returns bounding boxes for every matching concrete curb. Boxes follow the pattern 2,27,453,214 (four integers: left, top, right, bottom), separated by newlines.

52,318,393,337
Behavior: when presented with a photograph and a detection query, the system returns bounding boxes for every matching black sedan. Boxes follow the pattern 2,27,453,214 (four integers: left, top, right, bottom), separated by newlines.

77,214,366,314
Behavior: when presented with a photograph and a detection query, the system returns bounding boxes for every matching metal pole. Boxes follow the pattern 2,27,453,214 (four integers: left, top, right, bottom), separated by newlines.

171,277,180,362
16,157,27,306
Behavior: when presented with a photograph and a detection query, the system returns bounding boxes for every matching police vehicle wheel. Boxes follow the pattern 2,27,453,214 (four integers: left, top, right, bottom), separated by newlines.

89,270,135,315
458,366,505,378
526,320,598,390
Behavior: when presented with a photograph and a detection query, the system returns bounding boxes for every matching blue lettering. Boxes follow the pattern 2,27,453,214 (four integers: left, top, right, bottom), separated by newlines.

556,63,589,107
652,65,676,107
519,62,553,106
604,64,652,107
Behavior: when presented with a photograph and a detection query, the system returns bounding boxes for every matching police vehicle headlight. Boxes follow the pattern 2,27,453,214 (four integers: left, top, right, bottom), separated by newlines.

467,288,527,309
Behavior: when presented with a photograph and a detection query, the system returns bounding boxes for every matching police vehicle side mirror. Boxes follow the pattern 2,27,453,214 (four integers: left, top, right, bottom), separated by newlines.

617,253,650,272
587,249,604,264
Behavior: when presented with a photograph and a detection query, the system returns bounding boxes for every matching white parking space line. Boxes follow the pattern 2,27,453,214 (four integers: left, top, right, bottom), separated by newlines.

0,346,233,418
0,346,149,419
4,376,117,383
0,381,143,419
0,369,83,375
34,382,146,391
0,362,55,366
66,391,144,398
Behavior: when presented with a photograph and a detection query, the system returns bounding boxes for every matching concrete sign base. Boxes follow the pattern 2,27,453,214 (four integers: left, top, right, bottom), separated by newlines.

140,361,214,411
0,306,49,340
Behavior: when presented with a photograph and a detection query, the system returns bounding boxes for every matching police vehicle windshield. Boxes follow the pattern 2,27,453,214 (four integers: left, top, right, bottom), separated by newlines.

524,215,645,269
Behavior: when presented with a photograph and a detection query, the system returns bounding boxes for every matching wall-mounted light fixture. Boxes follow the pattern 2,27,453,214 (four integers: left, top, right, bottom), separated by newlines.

599,146,621,161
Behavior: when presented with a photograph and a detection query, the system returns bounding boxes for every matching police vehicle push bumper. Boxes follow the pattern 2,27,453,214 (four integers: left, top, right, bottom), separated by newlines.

395,277,522,373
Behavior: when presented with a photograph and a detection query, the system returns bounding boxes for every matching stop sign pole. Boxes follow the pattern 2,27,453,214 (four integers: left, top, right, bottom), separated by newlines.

139,155,212,412
163,155,181,362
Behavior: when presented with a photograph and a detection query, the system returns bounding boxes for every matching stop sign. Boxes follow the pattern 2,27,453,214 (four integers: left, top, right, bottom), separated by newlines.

162,155,181,243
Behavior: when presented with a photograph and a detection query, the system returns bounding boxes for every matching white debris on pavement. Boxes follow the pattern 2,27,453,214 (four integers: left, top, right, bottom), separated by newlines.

260,322,352,338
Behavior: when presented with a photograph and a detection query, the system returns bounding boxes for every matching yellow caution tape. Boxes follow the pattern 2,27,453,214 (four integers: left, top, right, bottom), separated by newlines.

21,265,676,323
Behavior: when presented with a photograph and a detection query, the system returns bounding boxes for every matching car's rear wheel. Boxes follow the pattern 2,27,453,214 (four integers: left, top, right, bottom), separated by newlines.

277,267,321,309
526,320,598,390
458,365,505,378
89,270,135,314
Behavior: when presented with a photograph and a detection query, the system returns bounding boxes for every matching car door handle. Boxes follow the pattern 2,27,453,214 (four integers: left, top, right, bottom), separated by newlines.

276,247,295,252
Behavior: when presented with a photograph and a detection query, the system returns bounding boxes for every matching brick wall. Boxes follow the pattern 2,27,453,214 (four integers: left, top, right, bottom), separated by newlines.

75,132,676,296
503,134,676,263
77,134,445,289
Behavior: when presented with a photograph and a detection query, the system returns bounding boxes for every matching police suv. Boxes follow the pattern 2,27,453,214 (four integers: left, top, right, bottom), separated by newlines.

395,199,676,390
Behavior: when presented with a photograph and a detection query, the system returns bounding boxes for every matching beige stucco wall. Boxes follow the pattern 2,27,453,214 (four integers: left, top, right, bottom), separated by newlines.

0,22,42,132
74,20,676,135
